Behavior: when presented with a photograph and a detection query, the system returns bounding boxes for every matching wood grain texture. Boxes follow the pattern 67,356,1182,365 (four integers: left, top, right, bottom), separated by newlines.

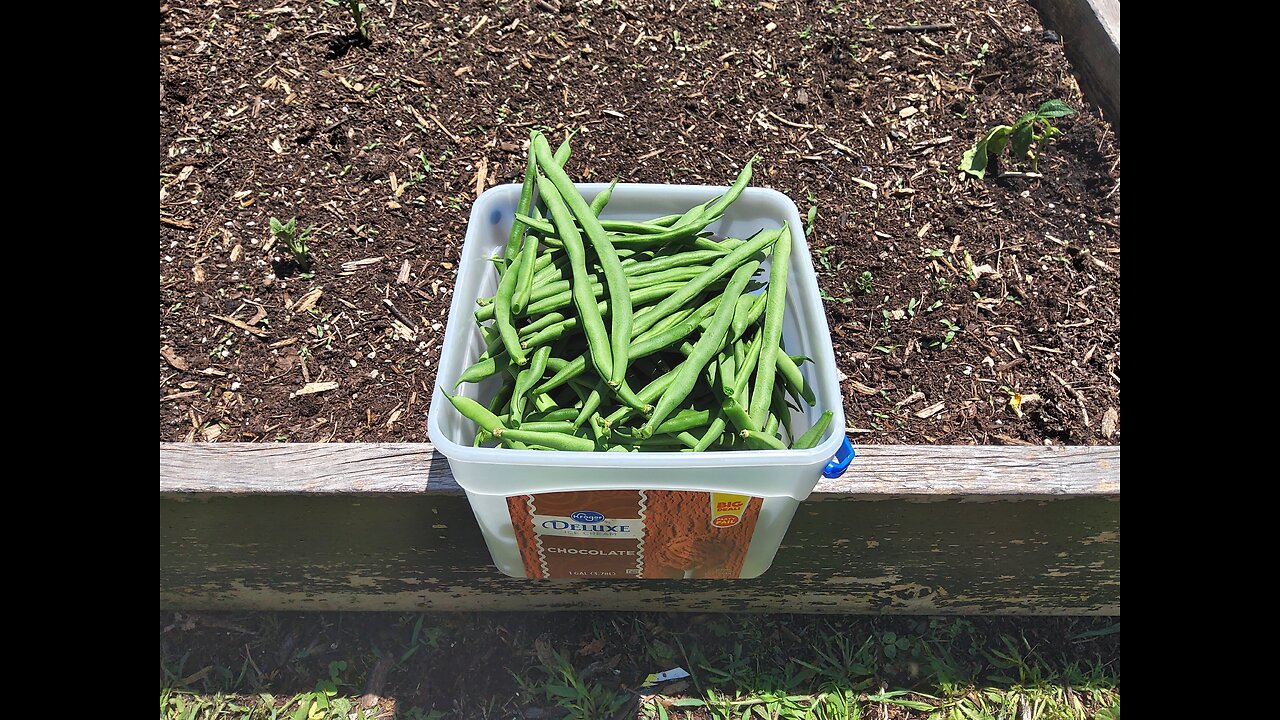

1031,0,1121,126
159,443,1118,497
159,442,1119,614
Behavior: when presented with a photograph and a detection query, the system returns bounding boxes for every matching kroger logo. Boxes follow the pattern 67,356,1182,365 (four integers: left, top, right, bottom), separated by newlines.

571,511,605,523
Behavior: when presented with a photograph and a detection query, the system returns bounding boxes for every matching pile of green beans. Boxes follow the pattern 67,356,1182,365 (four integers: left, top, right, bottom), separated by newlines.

445,131,833,452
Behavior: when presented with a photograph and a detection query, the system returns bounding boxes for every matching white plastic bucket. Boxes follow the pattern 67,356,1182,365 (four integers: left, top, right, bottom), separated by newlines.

428,183,852,579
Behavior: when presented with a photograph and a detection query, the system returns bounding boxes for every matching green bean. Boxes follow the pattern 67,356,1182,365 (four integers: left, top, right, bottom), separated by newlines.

638,260,759,437
612,380,652,413
599,227,712,247
776,351,817,406
764,412,780,439
553,131,574,165
444,391,504,433
791,410,834,449
478,428,530,449
652,408,715,435
635,265,715,286
531,252,570,286
572,380,606,430
622,249,727,277
589,179,618,216
457,347,509,386
521,244,684,292
503,148,538,262
495,426,597,451
512,253,563,304
492,249,527,366
749,223,791,430
487,378,515,414
510,345,551,424
509,420,574,434
534,172,613,381
720,396,754,433
702,156,757,220
692,415,727,452
674,431,702,450
607,433,691,450
499,245,727,308
598,228,747,254
523,264,707,309
604,229,716,245
605,159,753,249
710,431,745,449
531,294,722,396
518,311,567,339
633,305,698,345
604,366,680,427
667,194,721,229
519,285,689,349
532,133,633,390
516,213,676,237
523,131,573,229
516,281,690,335
586,412,610,447
732,329,763,402
479,323,503,355
602,219,675,234
531,391,560,414
523,408,580,423
630,227,781,337
740,429,786,450
495,389,514,417
510,229,539,316
729,294,758,342
771,381,793,443
718,351,736,397
532,248,556,273
612,443,692,452
519,312,585,349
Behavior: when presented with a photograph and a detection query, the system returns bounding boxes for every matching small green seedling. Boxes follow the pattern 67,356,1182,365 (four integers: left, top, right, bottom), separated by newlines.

346,0,370,40
959,99,1076,179
855,270,873,294
270,217,313,270
931,319,960,349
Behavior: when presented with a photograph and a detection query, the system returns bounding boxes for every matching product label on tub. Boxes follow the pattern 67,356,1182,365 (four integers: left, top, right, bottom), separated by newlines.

506,490,763,579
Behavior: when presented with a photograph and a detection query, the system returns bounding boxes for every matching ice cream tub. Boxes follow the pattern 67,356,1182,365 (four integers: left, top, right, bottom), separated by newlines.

428,183,854,579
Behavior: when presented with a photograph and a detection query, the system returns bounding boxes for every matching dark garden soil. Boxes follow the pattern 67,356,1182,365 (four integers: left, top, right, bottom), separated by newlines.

159,0,1119,444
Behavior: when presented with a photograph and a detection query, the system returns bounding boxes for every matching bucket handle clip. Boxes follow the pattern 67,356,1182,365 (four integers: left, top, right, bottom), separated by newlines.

822,436,855,479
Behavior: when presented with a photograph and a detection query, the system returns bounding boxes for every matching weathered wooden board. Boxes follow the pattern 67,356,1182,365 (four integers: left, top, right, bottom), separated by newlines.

1031,0,1120,126
160,443,1120,614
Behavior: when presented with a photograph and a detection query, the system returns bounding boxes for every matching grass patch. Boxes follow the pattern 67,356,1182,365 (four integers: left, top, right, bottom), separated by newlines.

160,612,1119,719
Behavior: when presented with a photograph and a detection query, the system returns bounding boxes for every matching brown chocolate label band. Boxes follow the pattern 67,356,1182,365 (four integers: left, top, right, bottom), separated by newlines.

506,489,763,579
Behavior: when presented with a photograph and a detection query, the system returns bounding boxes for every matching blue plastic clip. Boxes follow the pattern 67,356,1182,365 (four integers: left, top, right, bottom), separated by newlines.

822,436,856,478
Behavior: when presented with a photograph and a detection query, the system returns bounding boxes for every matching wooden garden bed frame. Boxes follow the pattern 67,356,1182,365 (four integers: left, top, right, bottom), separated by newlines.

160,443,1119,614
1032,0,1119,128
